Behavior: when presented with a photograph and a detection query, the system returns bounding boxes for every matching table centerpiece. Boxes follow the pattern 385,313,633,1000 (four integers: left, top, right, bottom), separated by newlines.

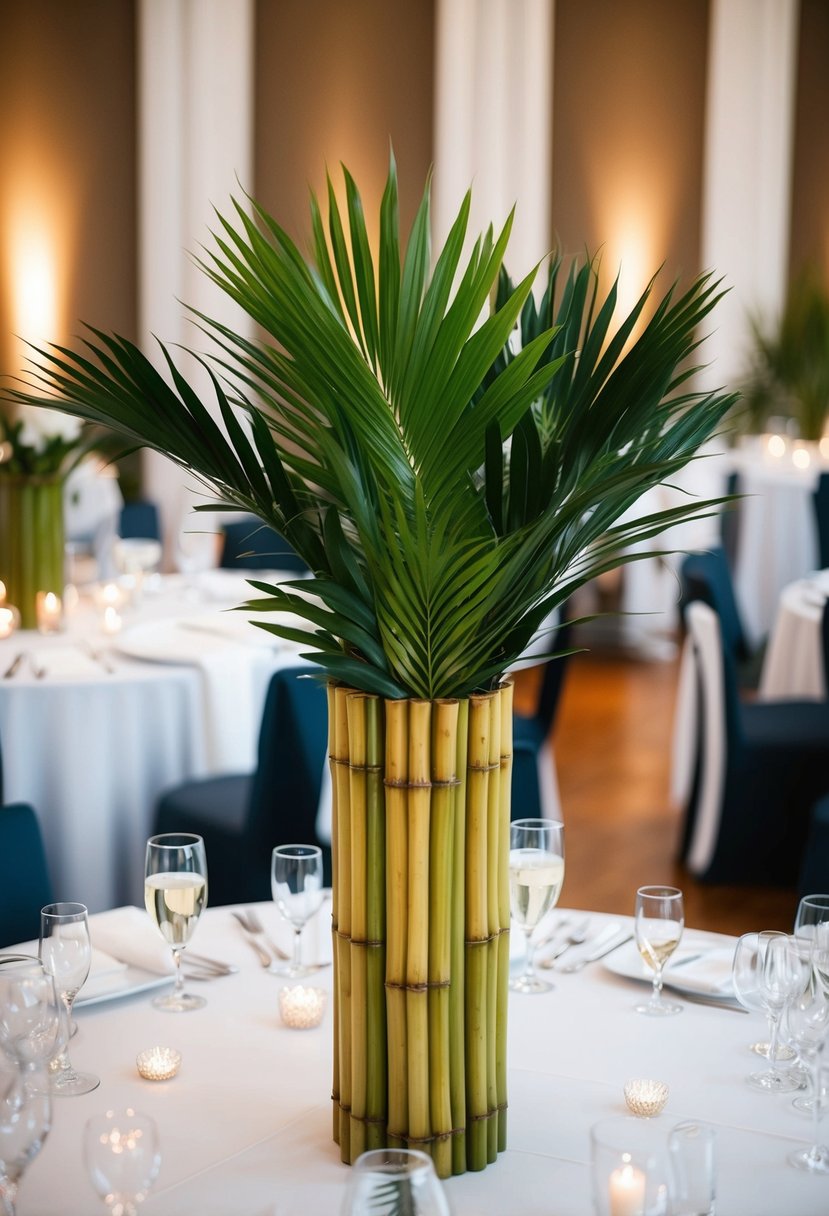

5,157,735,1175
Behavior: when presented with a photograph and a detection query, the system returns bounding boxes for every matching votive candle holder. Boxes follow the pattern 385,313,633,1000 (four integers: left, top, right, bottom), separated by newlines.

279,985,326,1029
136,1046,181,1081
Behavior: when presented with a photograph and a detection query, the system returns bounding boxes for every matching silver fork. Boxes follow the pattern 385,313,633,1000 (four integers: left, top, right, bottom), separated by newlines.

537,917,591,968
238,907,292,962
231,910,274,968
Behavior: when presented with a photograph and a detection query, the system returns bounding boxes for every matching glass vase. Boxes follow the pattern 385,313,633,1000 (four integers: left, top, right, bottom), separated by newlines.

0,475,65,629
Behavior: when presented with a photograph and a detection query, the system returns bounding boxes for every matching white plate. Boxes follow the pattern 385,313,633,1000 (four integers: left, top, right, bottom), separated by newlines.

114,615,283,664
75,965,172,1008
603,934,738,999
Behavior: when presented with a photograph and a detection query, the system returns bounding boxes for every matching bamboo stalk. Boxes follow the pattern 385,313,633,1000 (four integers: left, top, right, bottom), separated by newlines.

496,682,514,1152
327,684,341,1146
347,693,369,1161
428,699,459,1179
385,698,410,1148
406,700,432,1154
364,695,387,1150
449,699,469,1175
485,694,502,1163
465,693,493,1172
333,686,353,1160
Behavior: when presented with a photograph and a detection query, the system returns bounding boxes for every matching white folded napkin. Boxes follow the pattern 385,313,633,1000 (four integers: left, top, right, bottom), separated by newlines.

89,906,175,975
29,647,101,679
664,945,735,995
1,937,129,1001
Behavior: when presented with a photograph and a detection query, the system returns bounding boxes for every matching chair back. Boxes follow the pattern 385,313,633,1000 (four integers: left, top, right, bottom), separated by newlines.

679,546,749,661
533,616,573,739
220,516,309,574
682,601,742,876
814,473,829,570
822,599,829,697
119,500,161,541
0,803,53,947
248,667,330,877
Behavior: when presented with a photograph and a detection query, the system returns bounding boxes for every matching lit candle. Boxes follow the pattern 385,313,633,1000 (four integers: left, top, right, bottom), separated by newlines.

136,1046,181,1081
93,581,126,610
102,605,122,635
792,444,811,470
278,985,326,1029
35,591,62,633
0,580,6,604
608,1157,646,1216
766,433,786,459
0,605,19,639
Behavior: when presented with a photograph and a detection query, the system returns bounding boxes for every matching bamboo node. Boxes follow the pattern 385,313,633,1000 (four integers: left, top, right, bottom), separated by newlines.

468,1104,506,1123
464,932,500,946
385,979,451,992
383,777,434,789
347,1113,388,1127
467,760,500,773
386,1127,466,1144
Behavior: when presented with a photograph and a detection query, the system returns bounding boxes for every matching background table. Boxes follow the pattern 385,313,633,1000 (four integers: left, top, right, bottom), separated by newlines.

17,904,829,1215
0,574,305,912
759,575,828,701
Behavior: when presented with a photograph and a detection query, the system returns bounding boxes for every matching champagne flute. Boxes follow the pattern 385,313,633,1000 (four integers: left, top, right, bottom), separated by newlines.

731,932,797,1065
745,932,809,1092
39,903,100,1095
340,1148,450,1216
84,1108,161,1214
509,818,565,994
144,833,208,1011
633,886,684,1016
271,845,324,977
0,1062,52,1216
0,956,63,1070
784,968,829,1172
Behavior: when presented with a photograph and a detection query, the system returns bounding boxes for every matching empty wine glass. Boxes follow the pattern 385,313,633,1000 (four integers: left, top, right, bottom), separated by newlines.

0,956,63,1070
796,894,829,991
112,538,162,605
340,1148,451,1216
84,1108,161,1215
271,845,324,977
145,833,208,1011
508,818,565,994
784,969,829,1172
0,1063,52,1216
731,931,797,1064
39,903,99,1095
633,886,684,1016
736,931,809,1093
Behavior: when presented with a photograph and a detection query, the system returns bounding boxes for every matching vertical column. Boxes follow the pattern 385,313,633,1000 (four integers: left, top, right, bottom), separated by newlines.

699,0,799,390
136,0,254,554
433,0,554,281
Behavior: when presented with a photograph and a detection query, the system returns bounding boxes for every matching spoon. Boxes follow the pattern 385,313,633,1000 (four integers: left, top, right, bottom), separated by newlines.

537,918,590,968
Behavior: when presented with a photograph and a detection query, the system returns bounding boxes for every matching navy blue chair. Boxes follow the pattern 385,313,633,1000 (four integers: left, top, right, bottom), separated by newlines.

511,614,573,821
154,667,329,905
679,545,764,688
814,473,829,571
119,499,161,541
799,796,829,897
680,601,829,886
220,516,309,575
0,804,54,947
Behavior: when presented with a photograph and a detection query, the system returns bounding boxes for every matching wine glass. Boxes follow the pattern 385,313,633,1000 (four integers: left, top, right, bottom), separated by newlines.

508,818,565,995
633,886,684,1016
728,930,797,1063
39,903,100,1095
0,956,63,1070
271,845,324,977
174,524,217,598
112,537,162,605
737,932,809,1092
0,1062,52,1216
795,894,829,990
144,833,208,1011
784,968,829,1172
84,1108,161,1214
340,1148,451,1216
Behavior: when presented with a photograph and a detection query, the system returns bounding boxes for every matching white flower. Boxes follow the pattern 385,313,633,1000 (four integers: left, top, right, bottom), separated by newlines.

15,403,82,449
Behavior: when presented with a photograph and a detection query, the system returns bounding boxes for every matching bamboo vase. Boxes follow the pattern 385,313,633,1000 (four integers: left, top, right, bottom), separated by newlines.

328,682,513,1178
0,475,65,629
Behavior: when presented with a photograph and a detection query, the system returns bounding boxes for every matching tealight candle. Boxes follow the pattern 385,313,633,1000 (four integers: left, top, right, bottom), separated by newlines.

278,985,327,1029
608,1157,646,1216
623,1078,669,1118
93,581,126,610
0,605,19,640
766,432,786,459
35,591,62,634
0,580,5,604
102,605,122,635
136,1046,181,1081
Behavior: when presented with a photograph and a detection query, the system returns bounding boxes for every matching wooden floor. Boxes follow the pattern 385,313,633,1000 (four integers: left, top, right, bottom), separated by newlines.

519,647,799,937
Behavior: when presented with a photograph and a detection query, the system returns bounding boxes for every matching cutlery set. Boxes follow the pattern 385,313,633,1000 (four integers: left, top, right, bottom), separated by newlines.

231,908,331,972
536,918,631,971
2,651,46,679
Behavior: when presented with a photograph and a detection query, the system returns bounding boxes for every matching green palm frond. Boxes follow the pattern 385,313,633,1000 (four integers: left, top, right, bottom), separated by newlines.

5,155,736,698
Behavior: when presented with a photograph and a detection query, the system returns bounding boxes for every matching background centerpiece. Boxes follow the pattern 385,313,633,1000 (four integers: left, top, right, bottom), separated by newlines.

6,159,734,1175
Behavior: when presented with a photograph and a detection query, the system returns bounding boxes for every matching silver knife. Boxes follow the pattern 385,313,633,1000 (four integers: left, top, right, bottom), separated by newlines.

558,927,633,972
2,652,25,679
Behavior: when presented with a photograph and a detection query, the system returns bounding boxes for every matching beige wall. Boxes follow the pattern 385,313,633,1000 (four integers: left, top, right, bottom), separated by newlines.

551,0,709,305
253,0,435,251
789,0,829,282
0,0,136,388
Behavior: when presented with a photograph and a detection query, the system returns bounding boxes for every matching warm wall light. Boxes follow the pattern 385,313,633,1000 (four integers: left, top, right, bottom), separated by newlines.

2,174,69,374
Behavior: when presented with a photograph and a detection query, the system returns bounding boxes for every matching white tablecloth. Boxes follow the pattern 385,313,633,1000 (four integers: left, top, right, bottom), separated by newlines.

14,904,828,1216
759,574,828,700
0,574,307,912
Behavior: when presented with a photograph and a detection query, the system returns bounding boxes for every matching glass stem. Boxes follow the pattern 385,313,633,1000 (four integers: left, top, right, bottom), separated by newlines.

0,1177,18,1216
293,928,303,971
52,995,77,1080
767,1012,781,1078
172,948,184,995
652,964,664,1005
524,929,535,980
810,1054,822,1161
